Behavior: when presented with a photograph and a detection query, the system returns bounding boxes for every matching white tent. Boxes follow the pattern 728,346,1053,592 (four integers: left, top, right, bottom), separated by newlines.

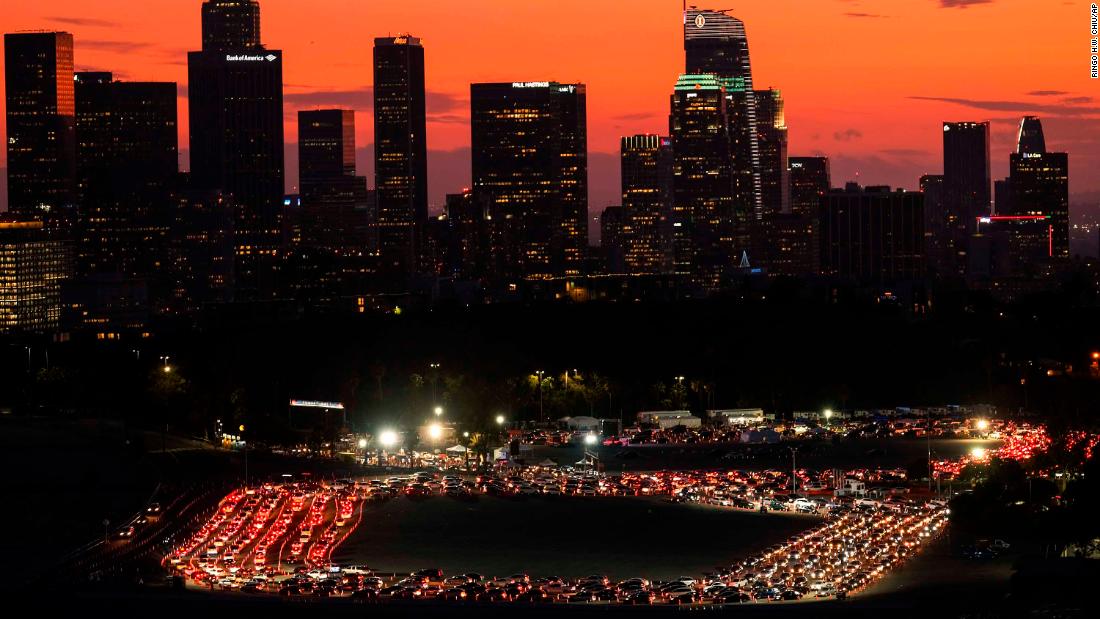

445,444,468,453
562,416,602,431
537,458,558,467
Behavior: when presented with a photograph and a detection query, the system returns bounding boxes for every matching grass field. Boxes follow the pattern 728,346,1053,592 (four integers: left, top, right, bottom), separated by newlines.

332,494,818,581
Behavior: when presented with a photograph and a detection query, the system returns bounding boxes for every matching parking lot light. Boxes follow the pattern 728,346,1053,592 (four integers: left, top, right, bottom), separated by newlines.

379,429,399,448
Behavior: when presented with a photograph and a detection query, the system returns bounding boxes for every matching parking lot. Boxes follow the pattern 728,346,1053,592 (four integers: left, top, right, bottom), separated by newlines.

163,469,946,606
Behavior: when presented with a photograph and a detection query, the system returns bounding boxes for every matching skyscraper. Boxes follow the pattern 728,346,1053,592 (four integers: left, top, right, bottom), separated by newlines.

820,186,925,285
1007,117,1068,264
919,174,950,276
683,8,762,221
600,206,625,274
188,0,284,299
754,89,789,215
620,135,673,274
74,72,178,284
942,121,991,276
470,81,588,280
201,0,260,50
788,156,830,218
1015,116,1046,155
298,109,370,252
373,35,428,280
165,181,235,315
0,217,70,334
669,74,734,289
4,32,76,218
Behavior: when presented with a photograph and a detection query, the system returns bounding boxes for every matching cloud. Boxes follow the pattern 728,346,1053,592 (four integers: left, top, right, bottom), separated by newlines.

46,16,118,28
284,87,373,110
879,148,931,158
426,113,468,125
283,87,465,115
1062,96,1094,105
1027,90,1069,97
908,96,1100,117
78,39,154,53
613,112,659,121
833,128,863,141
938,0,994,7
845,12,887,18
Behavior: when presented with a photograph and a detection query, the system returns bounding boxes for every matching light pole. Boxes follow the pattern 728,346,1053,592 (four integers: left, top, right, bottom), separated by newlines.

535,371,545,422
240,424,248,488
789,446,800,494
429,362,441,407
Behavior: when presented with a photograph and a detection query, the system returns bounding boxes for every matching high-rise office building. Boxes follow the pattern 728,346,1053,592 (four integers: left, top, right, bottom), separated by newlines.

942,121,991,276
438,190,491,280
74,72,178,286
298,109,370,252
188,0,284,299
470,81,588,280
374,35,428,280
0,218,70,334
994,178,1012,215
969,117,1068,289
4,32,76,218
620,135,673,274
1007,117,1068,263
1016,116,1046,155
165,180,235,314
919,174,950,276
788,156,830,218
201,0,261,50
600,206,625,274
820,186,925,285
754,89,788,214
669,74,734,289
752,213,817,277
683,8,762,221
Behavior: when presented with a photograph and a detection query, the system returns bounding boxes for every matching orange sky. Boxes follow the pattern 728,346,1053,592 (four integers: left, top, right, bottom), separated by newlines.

2,0,1097,218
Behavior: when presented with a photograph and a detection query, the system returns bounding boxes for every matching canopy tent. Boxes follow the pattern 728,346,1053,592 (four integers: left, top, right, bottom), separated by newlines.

445,444,468,453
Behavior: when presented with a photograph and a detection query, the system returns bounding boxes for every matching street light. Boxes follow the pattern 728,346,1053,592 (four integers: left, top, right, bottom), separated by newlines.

971,446,988,460
495,414,506,426
535,370,545,422
428,423,443,441
357,438,368,449
434,406,444,417
975,419,990,432
824,409,833,424
584,433,598,446
378,429,399,448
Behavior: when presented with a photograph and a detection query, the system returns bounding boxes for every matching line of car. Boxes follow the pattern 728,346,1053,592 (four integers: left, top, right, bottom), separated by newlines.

163,473,947,605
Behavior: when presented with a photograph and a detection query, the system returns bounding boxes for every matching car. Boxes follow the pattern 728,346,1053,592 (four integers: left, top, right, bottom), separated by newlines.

668,591,697,604
624,591,654,605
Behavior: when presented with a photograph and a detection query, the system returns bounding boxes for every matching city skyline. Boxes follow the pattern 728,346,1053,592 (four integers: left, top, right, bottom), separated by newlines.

0,0,1095,232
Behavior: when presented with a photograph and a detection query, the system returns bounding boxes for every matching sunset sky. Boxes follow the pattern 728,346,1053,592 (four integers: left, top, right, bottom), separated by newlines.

2,0,1097,231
